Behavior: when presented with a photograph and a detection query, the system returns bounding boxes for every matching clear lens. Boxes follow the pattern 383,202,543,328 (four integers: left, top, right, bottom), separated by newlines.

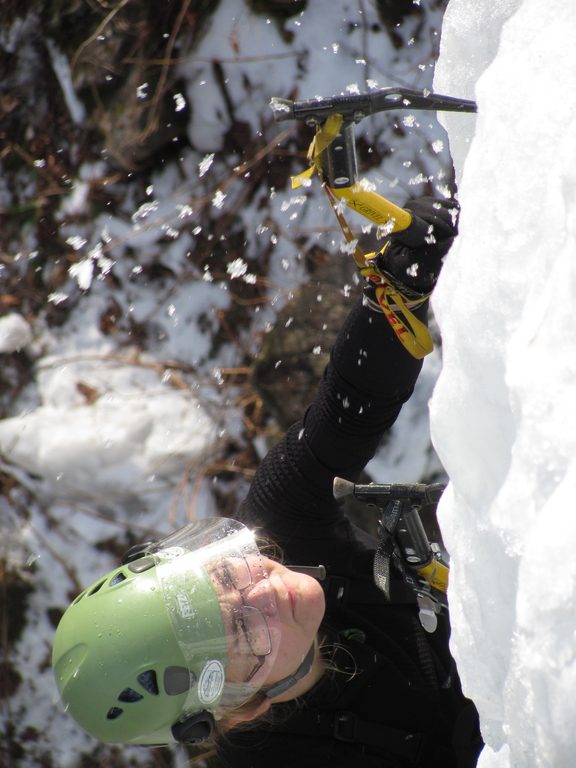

208,553,276,685
150,519,281,712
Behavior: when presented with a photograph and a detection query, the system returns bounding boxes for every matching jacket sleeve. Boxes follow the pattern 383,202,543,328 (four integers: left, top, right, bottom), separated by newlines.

239,295,426,543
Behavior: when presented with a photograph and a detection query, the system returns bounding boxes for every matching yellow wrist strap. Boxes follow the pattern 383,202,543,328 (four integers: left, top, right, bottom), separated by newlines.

290,118,434,359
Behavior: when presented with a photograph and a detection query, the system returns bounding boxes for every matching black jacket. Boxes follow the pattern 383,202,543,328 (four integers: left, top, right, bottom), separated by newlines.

218,297,483,768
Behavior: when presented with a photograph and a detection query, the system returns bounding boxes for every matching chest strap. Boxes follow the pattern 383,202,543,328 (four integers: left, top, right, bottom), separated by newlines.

279,709,424,763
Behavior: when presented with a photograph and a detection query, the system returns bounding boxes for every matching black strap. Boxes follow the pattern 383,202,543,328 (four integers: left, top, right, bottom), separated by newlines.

324,568,418,607
278,709,424,763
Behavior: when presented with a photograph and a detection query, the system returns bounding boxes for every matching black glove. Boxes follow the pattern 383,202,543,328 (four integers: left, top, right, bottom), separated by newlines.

374,196,460,295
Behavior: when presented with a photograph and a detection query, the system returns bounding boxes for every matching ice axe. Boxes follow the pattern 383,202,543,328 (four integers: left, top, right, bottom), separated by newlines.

270,86,477,247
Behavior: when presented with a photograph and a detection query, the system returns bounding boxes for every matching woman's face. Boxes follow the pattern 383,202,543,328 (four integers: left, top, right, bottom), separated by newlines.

258,557,326,689
213,555,325,693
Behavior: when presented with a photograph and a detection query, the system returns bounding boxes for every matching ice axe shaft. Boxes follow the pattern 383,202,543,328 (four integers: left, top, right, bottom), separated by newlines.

271,86,477,126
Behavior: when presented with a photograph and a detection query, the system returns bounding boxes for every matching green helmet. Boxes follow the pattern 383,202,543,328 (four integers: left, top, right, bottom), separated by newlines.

52,518,280,745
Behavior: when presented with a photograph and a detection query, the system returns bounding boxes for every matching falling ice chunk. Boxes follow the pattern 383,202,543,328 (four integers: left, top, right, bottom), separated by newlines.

69,257,95,290
177,204,194,219
243,273,257,284
212,189,226,209
432,139,444,154
358,178,376,193
226,258,248,279
132,200,159,222
199,153,215,177
345,83,360,95
402,115,416,127
340,238,358,255
173,92,186,112
136,82,149,99
66,235,87,251
312,345,322,355
48,292,69,305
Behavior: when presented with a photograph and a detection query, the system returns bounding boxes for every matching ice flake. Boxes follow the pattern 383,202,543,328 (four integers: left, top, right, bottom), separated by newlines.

435,184,452,198
345,83,361,95
47,292,69,305
332,43,340,53
312,345,322,355
69,257,95,290
199,153,215,177
402,115,416,127
66,236,87,251
173,93,186,112
340,238,359,255
177,204,194,219
243,273,257,284
97,254,115,277
432,139,444,154
132,200,159,222
212,189,226,209
136,82,149,100
226,258,248,279
359,178,376,193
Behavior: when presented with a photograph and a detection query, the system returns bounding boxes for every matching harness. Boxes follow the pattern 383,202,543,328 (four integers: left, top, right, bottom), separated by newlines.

271,552,459,766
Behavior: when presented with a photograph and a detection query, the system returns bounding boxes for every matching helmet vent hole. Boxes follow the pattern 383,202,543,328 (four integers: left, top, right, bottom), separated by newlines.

164,666,195,696
137,669,159,695
118,687,144,703
88,579,106,596
72,590,86,605
106,707,123,720
109,572,127,587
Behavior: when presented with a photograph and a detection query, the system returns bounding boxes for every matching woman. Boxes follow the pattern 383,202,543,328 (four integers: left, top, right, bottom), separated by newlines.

52,196,483,767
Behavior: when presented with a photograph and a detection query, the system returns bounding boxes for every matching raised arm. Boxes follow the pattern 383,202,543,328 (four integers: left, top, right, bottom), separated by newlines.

240,197,459,542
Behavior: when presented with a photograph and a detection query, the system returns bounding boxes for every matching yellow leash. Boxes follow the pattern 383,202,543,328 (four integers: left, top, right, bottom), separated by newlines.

292,118,433,359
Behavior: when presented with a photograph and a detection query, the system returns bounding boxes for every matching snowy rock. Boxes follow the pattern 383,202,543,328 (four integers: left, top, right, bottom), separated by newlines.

0,389,217,501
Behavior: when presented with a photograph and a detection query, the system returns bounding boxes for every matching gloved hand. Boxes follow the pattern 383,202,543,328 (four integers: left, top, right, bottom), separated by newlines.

374,196,460,296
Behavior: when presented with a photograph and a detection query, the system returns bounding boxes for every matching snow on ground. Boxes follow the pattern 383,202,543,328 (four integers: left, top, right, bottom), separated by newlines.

432,1,576,765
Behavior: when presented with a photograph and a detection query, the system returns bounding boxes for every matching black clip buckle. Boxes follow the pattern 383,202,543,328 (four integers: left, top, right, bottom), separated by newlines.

326,575,348,602
334,712,357,743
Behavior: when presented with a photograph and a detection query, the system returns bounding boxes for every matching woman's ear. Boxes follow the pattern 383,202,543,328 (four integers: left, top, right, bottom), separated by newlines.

224,696,272,729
